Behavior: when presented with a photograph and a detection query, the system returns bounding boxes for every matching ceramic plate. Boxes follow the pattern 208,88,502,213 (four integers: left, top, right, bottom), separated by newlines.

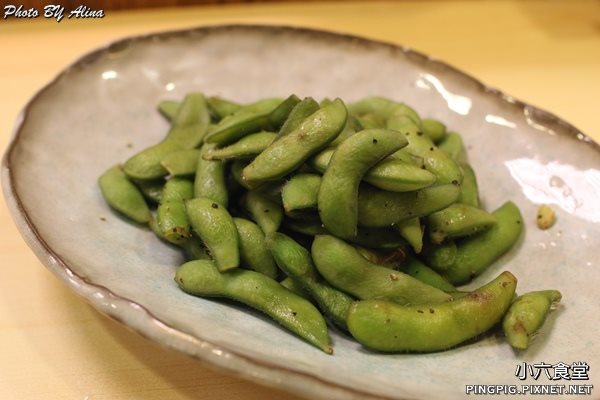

3,25,599,400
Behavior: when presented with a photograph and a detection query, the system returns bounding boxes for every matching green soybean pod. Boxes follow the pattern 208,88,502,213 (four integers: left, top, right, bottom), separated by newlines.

319,129,408,239
233,218,278,279
346,271,517,352
502,290,562,350
387,115,462,185
437,131,467,164
186,197,239,271
400,256,457,293
310,148,436,192
161,149,201,177
207,96,242,120
205,95,299,145
356,113,386,129
394,217,423,253
181,235,212,261
276,97,320,140
230,160,252,190
421,118,447,143
348,96,421,127
443,201,523,285
426,203,497,244
204,131,276,161
157,178,194,244
194,144,228,207
344,227,408,249
268,232,355,331
158,99,180,121
419,239,457,271
312,235,452,305
122,140,184,180
244,187,284,235
357,183,461,228
98,165,152,224
281,173,321,214
242,99,347,186
329,113,361,146
175,260,332,354
458,163,480,208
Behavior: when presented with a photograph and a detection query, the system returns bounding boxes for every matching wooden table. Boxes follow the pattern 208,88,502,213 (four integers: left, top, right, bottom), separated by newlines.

1,2,599,399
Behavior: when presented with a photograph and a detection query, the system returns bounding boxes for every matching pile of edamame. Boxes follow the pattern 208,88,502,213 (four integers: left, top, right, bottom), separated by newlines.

99,94,561,354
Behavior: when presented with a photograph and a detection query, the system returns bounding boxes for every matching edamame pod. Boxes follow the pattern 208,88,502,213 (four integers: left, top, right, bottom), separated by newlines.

207,96,242,120
123,140,184,180
348,96,421,126
181,235,212,261
319,129,408,238
134,178,164,204
400,256,457,293
161,149,201,177
395,218,423,253
230,160,252,190
175,260,332,353
244,187,284,235
233,218,278,279
357,183,461,227
311,148,436,192
276,97,320,140
205,95,299,145
204,131,276,161
268,233,354,330
280,277,311,300
186,197,239,271
281,173,321,214
502,290,562,350
98,165,151,224
194,144,228,207
312,235,452,305
355,113,386,129
426,203,497,244
347,271,517,352
242,99,347,185
387,116,462,185
157,178,194,244
458,163,480,208
443,201,523,284
421,118,447,143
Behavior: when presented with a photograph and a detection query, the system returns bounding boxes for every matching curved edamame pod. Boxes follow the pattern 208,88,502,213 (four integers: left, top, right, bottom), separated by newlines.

268,233,354,331
311,148,436,192
387,116,463,185
443,201,523,285
194,144,228,207
98,165,151,224
421,118,447,143
357,183,461,227
207,96,242,120
458,163,480,208
161,149,201,177
175,260,332,354
400,256,457,293
347,271,517,352
186,197,239,271
242,99,347,186
205,95,299,145
281,173,321,214
348,96,421,127
204,131,276,161
156,178,194,244
244,187,284,235
276,97,320,140
233,218,278,279
123,140,184,180
426,203,497,244
502,290,562,350
312,235,452,305
319,129,408,238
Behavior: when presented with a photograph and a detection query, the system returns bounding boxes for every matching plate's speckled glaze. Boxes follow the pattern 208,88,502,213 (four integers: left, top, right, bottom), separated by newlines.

2,25,599,400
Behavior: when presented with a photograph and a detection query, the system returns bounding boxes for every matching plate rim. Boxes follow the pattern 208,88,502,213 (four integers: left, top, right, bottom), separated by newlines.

2,24,598,400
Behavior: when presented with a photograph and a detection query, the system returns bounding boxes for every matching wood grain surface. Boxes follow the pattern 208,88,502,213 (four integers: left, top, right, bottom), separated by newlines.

1,1,599,399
